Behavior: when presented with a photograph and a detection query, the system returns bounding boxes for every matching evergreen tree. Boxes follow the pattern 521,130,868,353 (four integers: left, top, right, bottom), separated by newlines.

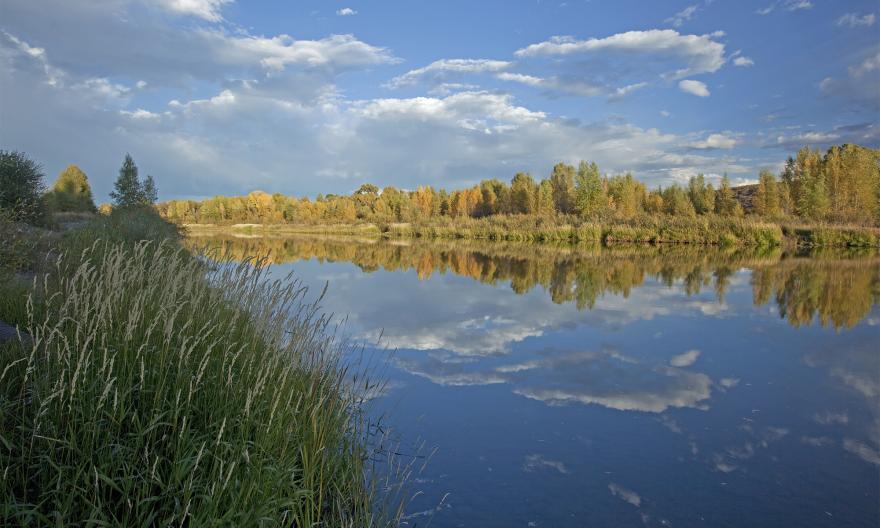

142,174,158,205
687,174,715,214
110,154,143,208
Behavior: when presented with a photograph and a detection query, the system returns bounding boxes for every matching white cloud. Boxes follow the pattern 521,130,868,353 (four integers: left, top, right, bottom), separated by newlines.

666,5,699,28
691,133,737,149
670,349,701,367
733,56,754,67
515,29,726,79
336,7,357,16
155,0,232,22
679,79,710,97
756,0,812,15
660,110,671,117
216,32,399,72
849,52,880,78
496,72,544,86
836,13,876,28
608,484,641,507
387,58,512,88
609,82,648,100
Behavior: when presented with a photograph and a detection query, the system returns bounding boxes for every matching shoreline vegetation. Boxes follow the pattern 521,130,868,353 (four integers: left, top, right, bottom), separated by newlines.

159,143,880,248
180,216,880,248
1,153,408,525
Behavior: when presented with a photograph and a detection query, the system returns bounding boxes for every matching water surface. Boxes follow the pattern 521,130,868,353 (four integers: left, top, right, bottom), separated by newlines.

192,234,880,527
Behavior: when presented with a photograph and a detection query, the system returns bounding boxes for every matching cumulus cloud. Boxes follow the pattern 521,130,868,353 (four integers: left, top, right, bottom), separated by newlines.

679,79,710,97
836,13,876,28
733,56,754,67
690,133,737,149
336,7,357,16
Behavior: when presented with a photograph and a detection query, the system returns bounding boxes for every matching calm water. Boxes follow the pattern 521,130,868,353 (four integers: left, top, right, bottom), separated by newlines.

192,234,879,527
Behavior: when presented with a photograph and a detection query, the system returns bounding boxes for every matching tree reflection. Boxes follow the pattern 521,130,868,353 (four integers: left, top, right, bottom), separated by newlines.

186,235,879,330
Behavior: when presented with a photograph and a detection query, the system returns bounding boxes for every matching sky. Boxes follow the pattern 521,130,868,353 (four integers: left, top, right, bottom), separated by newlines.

0,0,878,202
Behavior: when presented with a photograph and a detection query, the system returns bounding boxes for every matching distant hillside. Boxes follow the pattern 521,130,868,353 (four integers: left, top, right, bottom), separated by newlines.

733,184,759,214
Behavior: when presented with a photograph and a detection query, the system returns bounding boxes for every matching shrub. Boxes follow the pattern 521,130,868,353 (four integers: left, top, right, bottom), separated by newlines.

0,150,47,224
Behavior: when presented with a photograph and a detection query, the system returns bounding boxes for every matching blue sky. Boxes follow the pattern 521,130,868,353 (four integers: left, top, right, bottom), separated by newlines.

1,0,877,202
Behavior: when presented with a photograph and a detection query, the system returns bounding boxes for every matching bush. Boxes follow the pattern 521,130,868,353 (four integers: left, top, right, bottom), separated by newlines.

0,150,47,224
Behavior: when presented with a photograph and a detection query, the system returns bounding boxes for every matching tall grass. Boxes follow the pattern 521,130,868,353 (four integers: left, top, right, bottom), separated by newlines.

383,214,784,247
782,223,880,247
0,210,404,526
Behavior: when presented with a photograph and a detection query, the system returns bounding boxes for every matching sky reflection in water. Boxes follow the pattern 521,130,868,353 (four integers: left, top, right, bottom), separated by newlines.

193,235,880,527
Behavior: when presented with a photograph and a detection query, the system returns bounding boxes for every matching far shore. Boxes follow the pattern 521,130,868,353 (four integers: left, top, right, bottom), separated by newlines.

178,218,880,248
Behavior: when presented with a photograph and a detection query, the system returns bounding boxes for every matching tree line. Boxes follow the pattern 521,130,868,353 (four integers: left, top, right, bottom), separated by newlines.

157,144,879,226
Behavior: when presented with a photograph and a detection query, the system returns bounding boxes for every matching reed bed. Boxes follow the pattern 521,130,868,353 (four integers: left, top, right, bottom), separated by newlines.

0,213,406,526
383,214,785,247
781,223,880,247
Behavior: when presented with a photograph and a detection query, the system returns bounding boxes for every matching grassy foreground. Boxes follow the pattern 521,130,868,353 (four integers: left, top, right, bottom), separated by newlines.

0,208,402,526
183,214,880,247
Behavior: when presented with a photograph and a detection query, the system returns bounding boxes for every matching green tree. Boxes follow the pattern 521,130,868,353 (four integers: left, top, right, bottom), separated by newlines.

574,161,606,217
796,168,830,220
687,174,715,214
607,173,645,219
510,172,537,214
142,175,158,205
662,185,696,216
536,179,555,216
47,164,97,212
0,150,46,223
110,154,143,208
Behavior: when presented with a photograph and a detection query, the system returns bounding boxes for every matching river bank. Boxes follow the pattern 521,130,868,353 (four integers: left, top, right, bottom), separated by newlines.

0,208,402,526
181,215,880,247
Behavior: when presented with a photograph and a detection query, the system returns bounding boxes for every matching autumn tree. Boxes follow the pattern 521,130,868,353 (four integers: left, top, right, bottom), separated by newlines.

510,172,537,214
714,175,742,216
605,173,644,218
754,170,781,217
549,162,576,214
46,164,97,212
413,186,435,218
536,179,555,216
